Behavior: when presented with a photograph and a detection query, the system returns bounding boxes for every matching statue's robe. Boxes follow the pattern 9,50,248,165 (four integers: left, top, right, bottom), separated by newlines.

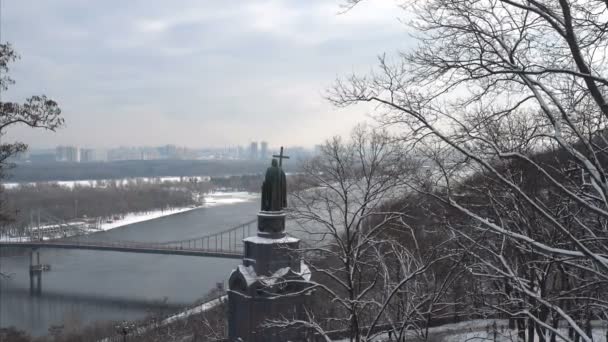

261,165,287,211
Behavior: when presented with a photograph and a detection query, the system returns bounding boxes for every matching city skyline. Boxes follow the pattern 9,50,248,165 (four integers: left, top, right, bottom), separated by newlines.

18,141,317,163
25,141,309,150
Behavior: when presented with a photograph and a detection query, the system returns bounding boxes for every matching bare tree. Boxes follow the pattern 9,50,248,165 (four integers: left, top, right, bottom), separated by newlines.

0,43,62,280
330,0,608,340
0,43,62,223
0,43,63,167
276,126,451,341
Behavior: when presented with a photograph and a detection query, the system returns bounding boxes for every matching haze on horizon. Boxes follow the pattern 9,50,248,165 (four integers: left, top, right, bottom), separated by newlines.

2,0,411,149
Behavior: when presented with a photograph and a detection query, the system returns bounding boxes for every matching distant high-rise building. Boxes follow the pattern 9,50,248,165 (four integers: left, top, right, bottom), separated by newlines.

55,146,67,161
56,145,80,162
237,146,246,160
249,142,258,160
260,141,268,160
106,145,196,161
80,148,96,162
158,145,178,159
141,148,161,160
66,146,80,162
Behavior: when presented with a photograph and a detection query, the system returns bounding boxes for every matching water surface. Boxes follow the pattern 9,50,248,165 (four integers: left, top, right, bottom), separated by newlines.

0,198,258,336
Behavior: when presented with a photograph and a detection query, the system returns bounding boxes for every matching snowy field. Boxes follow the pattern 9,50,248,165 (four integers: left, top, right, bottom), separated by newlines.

1,175,212,189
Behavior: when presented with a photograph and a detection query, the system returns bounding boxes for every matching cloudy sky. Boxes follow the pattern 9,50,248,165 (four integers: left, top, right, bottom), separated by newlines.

3,0,411,149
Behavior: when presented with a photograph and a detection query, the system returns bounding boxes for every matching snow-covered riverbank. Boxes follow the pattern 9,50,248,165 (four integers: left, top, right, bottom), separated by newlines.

1,175,212,190
97,206,201,231
0,191,258,242
99,191,258,231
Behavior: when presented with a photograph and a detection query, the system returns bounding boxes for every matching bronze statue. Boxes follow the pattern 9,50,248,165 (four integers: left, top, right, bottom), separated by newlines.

261,158,287,211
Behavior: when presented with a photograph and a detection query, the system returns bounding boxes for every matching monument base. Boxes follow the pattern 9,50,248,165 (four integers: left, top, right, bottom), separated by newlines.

228,170,313,341
257,211,286,237
228,262,312,342
241,234,300,275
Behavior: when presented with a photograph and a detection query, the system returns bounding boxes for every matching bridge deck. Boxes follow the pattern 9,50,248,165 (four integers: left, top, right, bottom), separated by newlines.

0,241,243,259
1,219,255,259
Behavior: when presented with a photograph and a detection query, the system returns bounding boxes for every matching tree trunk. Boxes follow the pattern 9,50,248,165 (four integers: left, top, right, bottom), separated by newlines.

517,316,526,341
549,315,558,342
527,318,535,342
584,317,592,342
351,312,360,342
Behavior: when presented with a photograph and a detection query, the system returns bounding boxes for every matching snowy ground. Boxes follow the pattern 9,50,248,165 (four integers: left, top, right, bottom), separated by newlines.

338,320,608,342
202,191,258,207
0,191,258,242
96,295,227,342
101,315,607,342
435,321,607,342
97,206,202,231
159,295,226,326
2,175,212,189
99,191,257,231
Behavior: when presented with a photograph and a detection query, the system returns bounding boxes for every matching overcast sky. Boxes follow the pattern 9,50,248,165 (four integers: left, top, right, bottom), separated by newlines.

3,0,411,149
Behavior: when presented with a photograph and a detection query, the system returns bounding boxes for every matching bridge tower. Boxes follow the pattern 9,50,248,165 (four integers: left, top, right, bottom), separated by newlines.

228,151,312,341
29,249,42,295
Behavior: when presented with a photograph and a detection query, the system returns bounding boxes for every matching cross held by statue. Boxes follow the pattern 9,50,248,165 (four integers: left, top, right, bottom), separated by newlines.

273,146,290,168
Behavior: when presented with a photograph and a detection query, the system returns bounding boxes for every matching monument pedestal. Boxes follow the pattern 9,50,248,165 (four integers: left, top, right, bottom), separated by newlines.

257,211,286,237
228,210,312,342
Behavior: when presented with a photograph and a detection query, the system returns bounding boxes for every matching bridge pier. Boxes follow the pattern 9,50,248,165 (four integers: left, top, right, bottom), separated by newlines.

29,249,43,296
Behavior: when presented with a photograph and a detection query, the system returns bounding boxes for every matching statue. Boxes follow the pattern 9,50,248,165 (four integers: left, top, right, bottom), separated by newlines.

229,148,312,342
261,158,287,211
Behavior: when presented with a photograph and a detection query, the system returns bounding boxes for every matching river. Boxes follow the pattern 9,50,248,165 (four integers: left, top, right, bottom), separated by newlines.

0,196,259,337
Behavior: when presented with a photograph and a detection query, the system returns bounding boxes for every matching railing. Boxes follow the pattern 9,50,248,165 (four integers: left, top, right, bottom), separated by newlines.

160,219,256,253
2,219,257,257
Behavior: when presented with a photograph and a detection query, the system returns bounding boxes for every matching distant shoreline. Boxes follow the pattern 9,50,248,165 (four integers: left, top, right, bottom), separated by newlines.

1,175,213,190
97,206,203,231
98,191,258,231
0,191,258,242
4,159,271,183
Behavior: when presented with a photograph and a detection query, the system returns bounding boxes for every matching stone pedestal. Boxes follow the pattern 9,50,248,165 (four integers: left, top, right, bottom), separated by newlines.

228,210,312,342
257,211,286,237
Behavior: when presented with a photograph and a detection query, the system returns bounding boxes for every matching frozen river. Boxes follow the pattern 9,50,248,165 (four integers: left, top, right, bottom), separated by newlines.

0,195,259,336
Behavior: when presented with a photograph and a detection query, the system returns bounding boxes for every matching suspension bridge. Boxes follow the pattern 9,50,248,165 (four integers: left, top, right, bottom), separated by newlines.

0,219,256,259
1,218,256,295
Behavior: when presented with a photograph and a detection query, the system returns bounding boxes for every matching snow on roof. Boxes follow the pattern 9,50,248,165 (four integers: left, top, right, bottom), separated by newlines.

237,264,259,286
300,262,312,281
235,261,311,286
